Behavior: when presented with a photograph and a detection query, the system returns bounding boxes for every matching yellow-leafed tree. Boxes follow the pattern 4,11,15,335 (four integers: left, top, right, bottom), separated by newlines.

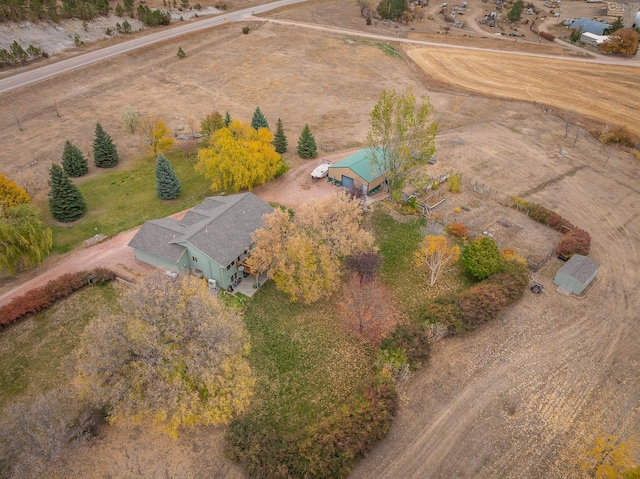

76,271,255,437
137,116,174,156
248,192,376,304
0,173,31,214
415,235,460,286
582,434,639,479
195,120,283,193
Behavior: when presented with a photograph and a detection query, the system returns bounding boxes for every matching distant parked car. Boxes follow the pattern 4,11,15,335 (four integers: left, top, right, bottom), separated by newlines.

428,157,437,165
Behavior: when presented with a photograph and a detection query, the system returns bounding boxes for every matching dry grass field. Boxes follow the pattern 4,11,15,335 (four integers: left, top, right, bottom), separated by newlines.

408,46,640,138
1,0,640,476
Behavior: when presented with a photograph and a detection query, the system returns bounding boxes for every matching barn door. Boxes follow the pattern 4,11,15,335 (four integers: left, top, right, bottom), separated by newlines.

341,175,354,190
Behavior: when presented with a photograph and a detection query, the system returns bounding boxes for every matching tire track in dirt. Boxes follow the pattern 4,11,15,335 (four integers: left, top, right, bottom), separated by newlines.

351,119,640,478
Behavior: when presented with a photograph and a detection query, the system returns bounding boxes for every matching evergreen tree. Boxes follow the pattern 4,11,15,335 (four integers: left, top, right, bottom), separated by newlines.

48,164,86,222
224,111,232,127
297,124,317,159
251,107,269,131
272,118,288,154
61,140,89,177
93,123,119,168
155,154,181,200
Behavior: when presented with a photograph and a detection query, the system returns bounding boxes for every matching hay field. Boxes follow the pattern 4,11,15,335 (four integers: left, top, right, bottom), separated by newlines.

407,46,640,138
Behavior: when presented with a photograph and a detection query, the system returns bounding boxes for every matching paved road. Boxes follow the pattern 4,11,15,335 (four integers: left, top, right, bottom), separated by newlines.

0,0,307,94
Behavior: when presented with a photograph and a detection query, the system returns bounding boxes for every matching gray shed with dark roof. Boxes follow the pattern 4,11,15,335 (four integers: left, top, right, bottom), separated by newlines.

553,254,600,295
128,193,273,289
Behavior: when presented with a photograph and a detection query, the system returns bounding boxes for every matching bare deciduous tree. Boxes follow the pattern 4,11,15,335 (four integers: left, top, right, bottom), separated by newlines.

0,387,97,479
339,274,397,344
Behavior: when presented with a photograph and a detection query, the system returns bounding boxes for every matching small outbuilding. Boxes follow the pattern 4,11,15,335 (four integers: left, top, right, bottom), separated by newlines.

553,254,600,295
580,32,609,45
327,148,386,195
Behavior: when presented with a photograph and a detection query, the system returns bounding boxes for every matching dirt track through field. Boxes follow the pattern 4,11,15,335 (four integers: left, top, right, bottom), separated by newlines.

351,106,640,478
2,1,640,476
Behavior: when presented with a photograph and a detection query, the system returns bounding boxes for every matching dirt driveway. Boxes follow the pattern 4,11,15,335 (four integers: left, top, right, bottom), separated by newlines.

0,153,342,306
1,1,639,476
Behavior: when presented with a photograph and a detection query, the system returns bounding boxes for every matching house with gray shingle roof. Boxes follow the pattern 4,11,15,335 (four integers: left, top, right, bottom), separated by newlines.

128,193,273,290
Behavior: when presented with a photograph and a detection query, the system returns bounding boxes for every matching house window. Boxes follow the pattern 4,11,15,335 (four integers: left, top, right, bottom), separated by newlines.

192,256,198,262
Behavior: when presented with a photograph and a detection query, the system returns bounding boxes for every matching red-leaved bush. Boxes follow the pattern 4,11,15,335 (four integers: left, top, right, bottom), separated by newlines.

548,213,574,232
446,222,469,238
0,268,116,328
556,228,591,257
457,283,510,326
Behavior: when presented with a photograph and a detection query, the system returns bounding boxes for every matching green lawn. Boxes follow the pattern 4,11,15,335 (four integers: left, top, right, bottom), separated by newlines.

0,284,118,411
370,206,470,320
241,282,375,433
35,151,212,254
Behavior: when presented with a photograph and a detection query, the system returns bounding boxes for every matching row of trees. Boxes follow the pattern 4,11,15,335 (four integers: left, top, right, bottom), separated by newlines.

0,0,102,22
0,41,46,68
48,123,119,222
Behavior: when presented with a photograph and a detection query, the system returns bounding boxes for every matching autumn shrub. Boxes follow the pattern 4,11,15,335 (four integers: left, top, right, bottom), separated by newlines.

227,376,397,479
556,228,591,257
601,125,638,148
539,31,555,41
420,295,465,333
0,268,116,328
527,203,554,225
511,196,530,210
446,222,468,238
548,213,574,232
487,258,529,303
381,323,431,369
457,283,509,326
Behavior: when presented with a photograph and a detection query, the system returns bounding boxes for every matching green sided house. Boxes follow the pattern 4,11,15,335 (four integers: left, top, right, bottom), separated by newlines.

128,192,273,290
327,148,386,195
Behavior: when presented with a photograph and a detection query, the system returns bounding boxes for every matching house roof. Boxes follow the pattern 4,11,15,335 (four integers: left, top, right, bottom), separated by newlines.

128,219,188,263
557,254,600,284
128,192,273,267
570,18,611,35
328,148,385,183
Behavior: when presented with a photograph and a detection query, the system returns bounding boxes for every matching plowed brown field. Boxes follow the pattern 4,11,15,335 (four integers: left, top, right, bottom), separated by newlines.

407,46,640,138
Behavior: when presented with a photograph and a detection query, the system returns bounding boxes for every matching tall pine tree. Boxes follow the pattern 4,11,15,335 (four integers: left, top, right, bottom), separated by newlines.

273,118,288,154
224,111,232,127
297,124,317,159
155,154,181,200
48,164,86,222
251,107,269,131
61,140,89,177
93,123,119,168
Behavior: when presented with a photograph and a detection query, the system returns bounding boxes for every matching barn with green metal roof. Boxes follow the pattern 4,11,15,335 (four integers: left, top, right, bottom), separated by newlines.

327,148,386,195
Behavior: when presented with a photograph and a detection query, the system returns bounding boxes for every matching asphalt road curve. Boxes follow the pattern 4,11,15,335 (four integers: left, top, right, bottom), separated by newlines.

0,0,306,94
